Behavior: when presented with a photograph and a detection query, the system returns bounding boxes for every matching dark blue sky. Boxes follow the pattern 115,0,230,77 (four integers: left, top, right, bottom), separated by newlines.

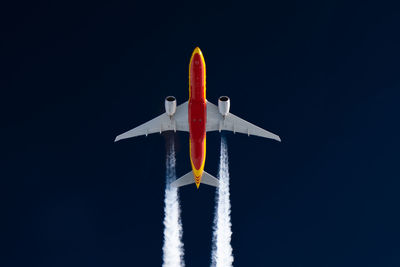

1,1,399,266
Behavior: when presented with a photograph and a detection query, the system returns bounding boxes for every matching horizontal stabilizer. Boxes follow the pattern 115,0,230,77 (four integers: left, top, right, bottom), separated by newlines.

171,171,194,188
201,171,219,187
171,170,219,188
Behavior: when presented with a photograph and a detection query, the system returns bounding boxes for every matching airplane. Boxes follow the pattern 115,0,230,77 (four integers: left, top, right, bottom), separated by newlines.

115,47,281,189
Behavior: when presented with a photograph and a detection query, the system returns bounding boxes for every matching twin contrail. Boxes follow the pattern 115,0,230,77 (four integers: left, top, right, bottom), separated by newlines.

161,136,233,267
211,136,234,267
162,139,185,267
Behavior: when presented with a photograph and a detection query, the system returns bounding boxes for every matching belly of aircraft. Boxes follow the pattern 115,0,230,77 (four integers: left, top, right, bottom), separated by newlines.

189,100,206,183
188,47,207,186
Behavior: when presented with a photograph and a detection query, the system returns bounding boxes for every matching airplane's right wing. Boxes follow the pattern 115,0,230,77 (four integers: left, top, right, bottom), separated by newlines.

115,101,189,142
206,101,281,141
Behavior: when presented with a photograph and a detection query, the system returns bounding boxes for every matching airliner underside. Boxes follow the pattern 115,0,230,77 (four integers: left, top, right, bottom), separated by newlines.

115,47,281,188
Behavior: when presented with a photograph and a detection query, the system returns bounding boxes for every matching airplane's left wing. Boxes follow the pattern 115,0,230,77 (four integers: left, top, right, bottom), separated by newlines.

206,101,281,141
115,101,189,142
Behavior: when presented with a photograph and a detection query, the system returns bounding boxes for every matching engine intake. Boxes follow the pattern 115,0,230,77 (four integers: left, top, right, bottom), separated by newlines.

165,96,177,116
218,96,230,116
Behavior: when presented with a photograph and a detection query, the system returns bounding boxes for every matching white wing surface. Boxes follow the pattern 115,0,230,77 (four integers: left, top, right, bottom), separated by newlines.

206,102,281,141
115,102,189,142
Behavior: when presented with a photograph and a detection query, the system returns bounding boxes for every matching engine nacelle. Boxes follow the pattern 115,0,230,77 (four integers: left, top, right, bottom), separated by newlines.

165,96,177,116
218,96,230,116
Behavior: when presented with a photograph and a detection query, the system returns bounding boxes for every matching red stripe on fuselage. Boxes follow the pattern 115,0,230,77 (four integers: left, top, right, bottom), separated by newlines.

189,52,206,174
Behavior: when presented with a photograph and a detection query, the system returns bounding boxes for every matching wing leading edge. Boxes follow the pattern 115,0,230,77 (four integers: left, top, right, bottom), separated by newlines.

115,101,189,142
206,101,281,141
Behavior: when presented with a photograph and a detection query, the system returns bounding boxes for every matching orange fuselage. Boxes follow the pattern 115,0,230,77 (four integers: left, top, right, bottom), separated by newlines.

188,48,207,188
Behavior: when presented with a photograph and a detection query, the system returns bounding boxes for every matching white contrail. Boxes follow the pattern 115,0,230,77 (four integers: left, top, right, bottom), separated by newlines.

211,136,234,267
162,139,185,267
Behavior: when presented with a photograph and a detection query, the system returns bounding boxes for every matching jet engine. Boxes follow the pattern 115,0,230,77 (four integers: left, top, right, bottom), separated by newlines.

165,96,177,116
218,96,230,116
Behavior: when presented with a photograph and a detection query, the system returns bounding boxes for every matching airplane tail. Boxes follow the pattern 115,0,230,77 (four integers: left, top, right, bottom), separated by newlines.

171,171,219,188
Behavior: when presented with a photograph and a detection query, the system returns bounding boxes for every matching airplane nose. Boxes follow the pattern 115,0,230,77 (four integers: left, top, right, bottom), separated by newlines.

193,47,202,55
195,182,200,189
